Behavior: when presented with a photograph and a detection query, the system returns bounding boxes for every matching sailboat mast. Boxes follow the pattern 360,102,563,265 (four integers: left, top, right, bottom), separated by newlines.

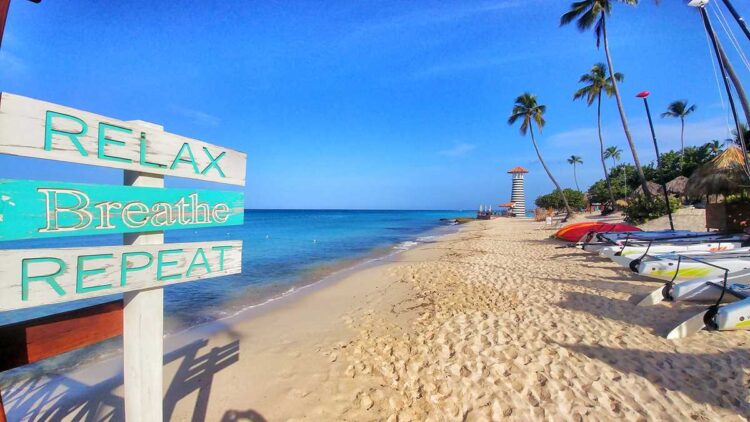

698,4,750,177
720,0,750,42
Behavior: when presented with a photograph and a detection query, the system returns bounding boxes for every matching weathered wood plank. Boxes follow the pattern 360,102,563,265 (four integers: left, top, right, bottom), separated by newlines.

122,170,164,422
0,240,243,311
0,300,123,372
0,178,245,240
0,92,247,186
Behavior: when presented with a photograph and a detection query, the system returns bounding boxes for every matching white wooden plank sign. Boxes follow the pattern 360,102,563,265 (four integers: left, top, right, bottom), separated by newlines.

0,240,242,311
0,92,247,186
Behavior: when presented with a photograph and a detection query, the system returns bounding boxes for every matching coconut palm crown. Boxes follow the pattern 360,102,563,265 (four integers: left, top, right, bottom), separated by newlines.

573,63,623,105
661,100,696,162
604,145,622,165
508,93,573,216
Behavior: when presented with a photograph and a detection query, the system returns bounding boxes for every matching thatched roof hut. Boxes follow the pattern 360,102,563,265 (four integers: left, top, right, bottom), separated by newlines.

685,145,750,198
631,180,666,198
666,176,689,195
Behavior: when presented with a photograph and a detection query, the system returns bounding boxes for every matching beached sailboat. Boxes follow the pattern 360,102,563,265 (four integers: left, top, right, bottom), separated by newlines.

638,268,750,306
603,239,750,269
636,251,750,281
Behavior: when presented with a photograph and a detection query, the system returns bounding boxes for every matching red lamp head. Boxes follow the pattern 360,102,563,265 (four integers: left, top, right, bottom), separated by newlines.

636,90,650,98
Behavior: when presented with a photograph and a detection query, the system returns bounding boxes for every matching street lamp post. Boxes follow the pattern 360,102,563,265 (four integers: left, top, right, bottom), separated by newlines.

636,90,675,231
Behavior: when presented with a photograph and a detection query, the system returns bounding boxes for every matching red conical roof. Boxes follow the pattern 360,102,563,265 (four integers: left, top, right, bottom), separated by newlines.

507,166,529,174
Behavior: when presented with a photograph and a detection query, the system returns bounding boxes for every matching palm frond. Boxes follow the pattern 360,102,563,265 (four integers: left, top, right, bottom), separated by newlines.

560,0,593,26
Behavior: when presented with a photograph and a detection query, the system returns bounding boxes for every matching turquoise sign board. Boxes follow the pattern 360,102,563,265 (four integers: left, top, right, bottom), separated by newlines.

0,179,245,241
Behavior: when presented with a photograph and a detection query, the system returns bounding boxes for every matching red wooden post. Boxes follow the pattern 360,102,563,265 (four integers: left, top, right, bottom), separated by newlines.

0,301,124,372
0,0,41,50
0,389,6,422
0,0,10,49
0,302,122,422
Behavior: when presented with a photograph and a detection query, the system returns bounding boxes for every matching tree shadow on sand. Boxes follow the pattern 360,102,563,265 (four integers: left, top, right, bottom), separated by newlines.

556,290,709,335
561,342,750,416
552,276,656,297
4,337,244,421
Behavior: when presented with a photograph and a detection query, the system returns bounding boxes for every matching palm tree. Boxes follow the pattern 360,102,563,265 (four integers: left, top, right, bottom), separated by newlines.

567,155,583,191
561,0,652,200
573,62,622,205
604,145,624,186
508,93,573,216
661,100,696,164
705,140,721,155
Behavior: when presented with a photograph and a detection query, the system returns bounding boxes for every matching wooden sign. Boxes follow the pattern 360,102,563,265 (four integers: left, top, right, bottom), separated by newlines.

0,92,249,422
0,93,247,186
0,241,242,311
0,178,244,240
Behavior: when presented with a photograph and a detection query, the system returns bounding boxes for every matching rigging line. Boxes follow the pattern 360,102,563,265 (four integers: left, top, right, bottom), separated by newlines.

712,2,750,72
704,19,732,137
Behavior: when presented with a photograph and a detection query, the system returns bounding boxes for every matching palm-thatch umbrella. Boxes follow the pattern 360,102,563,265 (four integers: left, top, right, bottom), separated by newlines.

685,145,750,198
631,180,666,198
666,176,689,196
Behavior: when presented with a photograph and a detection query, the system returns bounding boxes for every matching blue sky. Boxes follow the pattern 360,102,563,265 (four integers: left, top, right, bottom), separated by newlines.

2,0,749,210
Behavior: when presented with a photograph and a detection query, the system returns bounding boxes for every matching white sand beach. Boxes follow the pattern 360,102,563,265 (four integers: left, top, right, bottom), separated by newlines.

3,216,749,421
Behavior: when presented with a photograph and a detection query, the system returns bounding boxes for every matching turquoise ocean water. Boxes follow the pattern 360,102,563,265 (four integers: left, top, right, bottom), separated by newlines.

0,209,472,332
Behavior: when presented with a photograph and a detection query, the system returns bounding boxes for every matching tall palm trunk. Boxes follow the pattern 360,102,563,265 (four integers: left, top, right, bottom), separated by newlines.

718,41,750,129
716,39,750,177
679,117,685,155
529,125,573,216
573,163,579,191
601,14,652,199
598,92,616,206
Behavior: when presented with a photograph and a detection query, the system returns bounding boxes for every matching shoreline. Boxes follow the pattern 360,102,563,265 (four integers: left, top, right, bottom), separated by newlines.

4,216,750,420
0,218,463,391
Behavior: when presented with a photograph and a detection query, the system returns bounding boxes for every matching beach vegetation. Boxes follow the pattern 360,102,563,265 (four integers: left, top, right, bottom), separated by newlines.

561,0,653,200
623,195,680,224
588,143,722,202
642,144,721,184
535,188,586,211
587,174,631,204
508,93,574,216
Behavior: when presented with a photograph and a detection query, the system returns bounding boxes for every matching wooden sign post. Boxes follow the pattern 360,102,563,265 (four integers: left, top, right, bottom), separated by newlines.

0,94,248,421
123,155,165,421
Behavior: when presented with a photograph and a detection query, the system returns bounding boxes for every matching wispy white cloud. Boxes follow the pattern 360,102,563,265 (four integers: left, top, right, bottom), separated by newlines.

171,106,221,127
439,142,476,157
545,116,731,154
348,1,521,40
413,54,527,79
0,51,26,76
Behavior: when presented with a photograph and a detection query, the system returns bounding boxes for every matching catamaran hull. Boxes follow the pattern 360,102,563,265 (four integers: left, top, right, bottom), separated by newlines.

715,298,750,331
671,279,741,303
607,243,750,270
637,257,750,281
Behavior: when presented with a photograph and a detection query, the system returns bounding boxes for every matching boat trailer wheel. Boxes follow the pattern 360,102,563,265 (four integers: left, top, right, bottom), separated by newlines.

704,306,719,331
629,259,641,272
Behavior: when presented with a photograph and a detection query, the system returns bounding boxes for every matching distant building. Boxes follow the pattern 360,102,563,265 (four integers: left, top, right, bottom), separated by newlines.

507,166,528,216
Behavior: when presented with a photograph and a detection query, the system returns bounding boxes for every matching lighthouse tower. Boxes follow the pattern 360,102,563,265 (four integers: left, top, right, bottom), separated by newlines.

507,166,528,217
